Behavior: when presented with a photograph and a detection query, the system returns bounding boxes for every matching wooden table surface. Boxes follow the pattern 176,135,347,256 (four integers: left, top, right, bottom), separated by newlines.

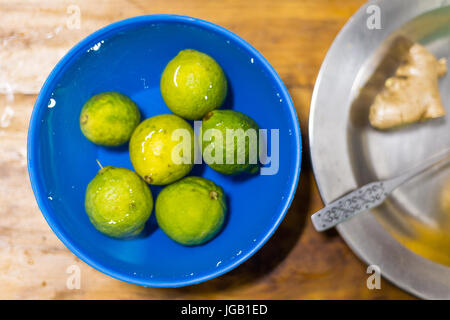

0,0,414,299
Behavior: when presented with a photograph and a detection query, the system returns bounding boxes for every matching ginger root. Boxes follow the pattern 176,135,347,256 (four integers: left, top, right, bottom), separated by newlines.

369,42,447,130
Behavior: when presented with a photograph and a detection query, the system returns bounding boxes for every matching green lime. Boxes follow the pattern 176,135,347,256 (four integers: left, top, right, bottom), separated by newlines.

201,110,260,175
129,114,194,185
155,176,226,245
80,92,140,146
160,49,227,120
85,166,153,239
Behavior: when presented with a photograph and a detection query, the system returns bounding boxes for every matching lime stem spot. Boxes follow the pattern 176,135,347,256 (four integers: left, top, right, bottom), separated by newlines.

209,190,218,200
80,114,88,124
203,112,213,121
96,159,104,170
144,175,153,184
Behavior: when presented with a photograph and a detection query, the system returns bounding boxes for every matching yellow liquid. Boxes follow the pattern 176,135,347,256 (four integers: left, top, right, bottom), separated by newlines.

396,181,450,266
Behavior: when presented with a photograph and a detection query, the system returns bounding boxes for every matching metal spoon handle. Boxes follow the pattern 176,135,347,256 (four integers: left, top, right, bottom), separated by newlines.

311,181,387,231
311,149,450,232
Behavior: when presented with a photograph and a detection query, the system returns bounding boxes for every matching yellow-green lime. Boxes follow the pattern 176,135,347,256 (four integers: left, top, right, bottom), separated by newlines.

129,114,194,185
80,92,140,146
156,176,226,246
160,49,227,120
85,166,153,239
201,110,260,175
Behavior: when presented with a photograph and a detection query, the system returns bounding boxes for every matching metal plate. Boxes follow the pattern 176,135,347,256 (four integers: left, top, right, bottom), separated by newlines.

309,0,450,299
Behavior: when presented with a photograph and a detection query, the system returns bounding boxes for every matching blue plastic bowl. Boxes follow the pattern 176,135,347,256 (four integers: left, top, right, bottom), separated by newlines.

28,15,301,287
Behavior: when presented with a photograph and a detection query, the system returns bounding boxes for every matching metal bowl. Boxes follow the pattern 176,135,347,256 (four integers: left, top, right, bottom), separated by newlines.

309,0,450,299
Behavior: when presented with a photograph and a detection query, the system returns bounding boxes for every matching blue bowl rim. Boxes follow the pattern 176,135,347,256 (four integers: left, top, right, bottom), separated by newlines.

27,14,302,287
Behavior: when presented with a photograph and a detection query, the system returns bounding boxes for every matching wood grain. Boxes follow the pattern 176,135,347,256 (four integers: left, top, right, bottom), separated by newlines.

0,0,414,299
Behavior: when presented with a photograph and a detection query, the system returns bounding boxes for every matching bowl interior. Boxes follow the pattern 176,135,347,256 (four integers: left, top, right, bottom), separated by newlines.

28,16,300,286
